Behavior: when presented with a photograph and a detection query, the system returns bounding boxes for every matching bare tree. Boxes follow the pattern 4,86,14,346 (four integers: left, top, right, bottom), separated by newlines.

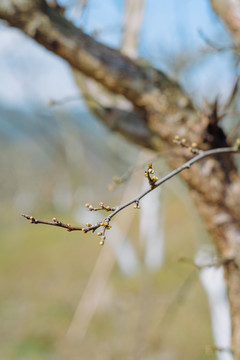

1,0,240,357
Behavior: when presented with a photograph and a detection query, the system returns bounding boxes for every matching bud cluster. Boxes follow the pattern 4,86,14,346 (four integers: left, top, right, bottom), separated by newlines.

133,202,140,209
85,202,115,212
173,135,201,154
144,162,158,188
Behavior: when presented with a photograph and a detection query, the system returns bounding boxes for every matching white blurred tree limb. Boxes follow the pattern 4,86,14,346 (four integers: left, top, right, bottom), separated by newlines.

121,0,145,58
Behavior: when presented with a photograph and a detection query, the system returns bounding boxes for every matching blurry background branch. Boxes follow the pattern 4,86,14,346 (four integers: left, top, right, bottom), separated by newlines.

210,0,240,48
121,0,145,59
72,0,149,149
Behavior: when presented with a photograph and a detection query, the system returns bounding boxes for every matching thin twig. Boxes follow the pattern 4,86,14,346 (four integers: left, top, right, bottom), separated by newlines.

105,147,239,222
85,202,115,212
177,256,236,270
48,95,81,107
21,214,84,231
198,29,236,53
205,345,234,354
22,145,240,245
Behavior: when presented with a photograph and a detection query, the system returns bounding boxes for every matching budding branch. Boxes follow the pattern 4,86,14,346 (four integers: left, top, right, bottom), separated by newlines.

22,143,240,246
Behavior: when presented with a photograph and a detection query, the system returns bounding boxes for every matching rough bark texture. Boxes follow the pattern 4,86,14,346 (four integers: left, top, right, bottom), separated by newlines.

1,0,240,356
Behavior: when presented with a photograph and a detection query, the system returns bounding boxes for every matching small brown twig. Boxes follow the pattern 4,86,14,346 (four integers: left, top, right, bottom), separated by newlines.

22,141,240,245
85,202,115,212
198,29,236,54
48,95,81,107
176,256,236,270
205,344,234,354
21,214,84,232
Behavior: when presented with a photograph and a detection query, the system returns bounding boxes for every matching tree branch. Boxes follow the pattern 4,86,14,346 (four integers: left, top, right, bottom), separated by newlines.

0,0,174,101
0,0,194,149
22,144,240,245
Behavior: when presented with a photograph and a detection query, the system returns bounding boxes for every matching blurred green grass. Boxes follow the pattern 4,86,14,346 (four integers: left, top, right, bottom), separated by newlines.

0,194,216,360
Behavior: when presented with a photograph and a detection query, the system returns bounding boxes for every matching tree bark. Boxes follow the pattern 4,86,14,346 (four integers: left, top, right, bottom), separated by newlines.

1,0,240,356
